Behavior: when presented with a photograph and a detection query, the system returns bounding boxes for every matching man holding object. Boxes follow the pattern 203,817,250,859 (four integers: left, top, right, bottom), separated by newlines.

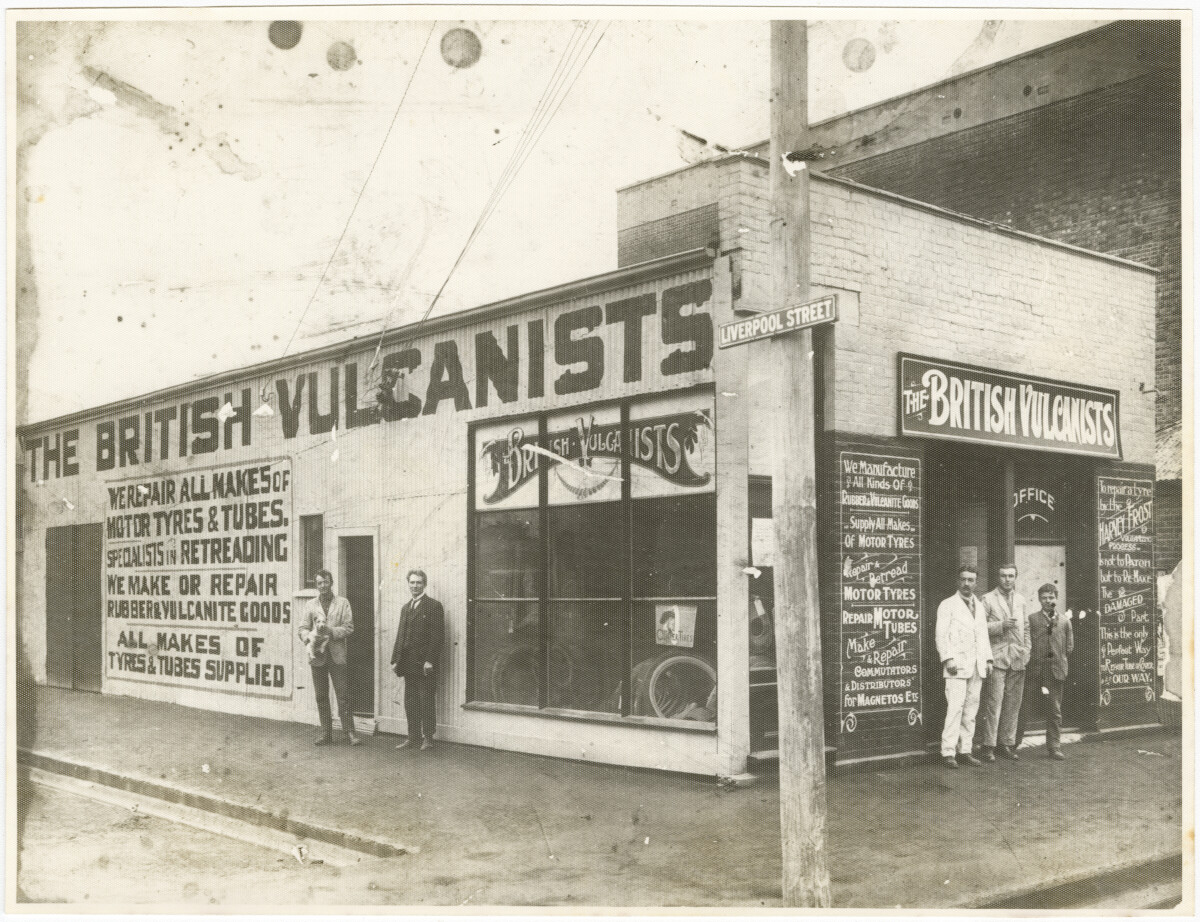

936,565,993,768
298,570,360,747
392,569,444,751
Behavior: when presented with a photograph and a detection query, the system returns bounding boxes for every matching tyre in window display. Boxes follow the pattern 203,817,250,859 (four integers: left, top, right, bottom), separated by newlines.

487,640,716,721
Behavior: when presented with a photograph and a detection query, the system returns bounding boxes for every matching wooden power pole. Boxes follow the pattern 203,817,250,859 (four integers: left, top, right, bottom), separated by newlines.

767,19,832,907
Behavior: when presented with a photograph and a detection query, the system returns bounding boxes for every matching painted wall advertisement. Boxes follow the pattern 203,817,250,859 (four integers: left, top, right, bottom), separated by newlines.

899,354,1121,459
837,451,923,744
1096,475,1156,710
103,459,294,698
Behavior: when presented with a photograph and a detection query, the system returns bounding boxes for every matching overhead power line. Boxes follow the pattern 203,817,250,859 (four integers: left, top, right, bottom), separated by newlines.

368,21,609,374
280,21,438,361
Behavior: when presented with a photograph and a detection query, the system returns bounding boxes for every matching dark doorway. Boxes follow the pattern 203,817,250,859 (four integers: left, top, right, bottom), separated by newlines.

922,448,1005,746
340,536,376,714
44,523,103,692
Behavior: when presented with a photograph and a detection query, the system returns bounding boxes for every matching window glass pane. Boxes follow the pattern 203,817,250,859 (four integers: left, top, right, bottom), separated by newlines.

472,602,541,706
547,601,624,713
628,392,715,499
548,502,623,599
475,418,541,510
632,495,716,598
630,601,717,722
474,511,540,599
300,514,323,588
546,405,623,506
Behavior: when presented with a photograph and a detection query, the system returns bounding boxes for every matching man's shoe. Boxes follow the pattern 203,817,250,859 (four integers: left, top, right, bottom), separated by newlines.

958,753,983,766
314,735,333,746
347,733,362,747
998,745,1019,761
420,738,433,751
395,738,415,750
1049,748,1065,760
980,746,996,763
942,756,959,769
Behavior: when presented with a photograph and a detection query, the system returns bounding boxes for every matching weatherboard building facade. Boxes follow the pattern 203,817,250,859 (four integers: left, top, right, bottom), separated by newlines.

17,154,1158,775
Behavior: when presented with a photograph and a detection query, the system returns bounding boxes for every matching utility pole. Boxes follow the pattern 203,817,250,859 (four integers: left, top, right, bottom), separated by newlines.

767,19,832,907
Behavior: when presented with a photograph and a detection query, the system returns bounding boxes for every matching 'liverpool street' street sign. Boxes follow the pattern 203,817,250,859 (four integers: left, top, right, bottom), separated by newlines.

718,294,838,349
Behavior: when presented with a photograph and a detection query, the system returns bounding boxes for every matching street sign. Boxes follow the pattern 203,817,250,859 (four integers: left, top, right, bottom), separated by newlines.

718,294,838,349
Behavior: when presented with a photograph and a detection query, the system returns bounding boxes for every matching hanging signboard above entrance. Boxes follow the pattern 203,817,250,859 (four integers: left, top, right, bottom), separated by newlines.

717,294,838,348
898,354,1122,459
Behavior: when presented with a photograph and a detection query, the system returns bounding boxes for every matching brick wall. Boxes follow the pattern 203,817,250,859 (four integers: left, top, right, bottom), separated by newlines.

821,72,1181,445
1155,479,1182,572
806,176,1158,467
618,156,1158,469
617,203,718,266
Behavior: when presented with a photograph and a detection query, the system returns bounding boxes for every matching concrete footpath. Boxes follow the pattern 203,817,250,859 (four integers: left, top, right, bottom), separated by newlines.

15,686,1187,909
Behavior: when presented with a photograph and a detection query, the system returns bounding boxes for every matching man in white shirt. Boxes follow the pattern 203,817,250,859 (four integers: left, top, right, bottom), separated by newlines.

936,565,993,768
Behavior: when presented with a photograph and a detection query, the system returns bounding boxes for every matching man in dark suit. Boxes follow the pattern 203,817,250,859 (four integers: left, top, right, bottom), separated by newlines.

1018,583,1074,759
392,569,444,751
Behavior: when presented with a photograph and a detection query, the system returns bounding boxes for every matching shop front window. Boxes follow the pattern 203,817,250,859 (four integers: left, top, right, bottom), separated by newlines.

471,418,542,706
473,601,541,706
469,389,717,726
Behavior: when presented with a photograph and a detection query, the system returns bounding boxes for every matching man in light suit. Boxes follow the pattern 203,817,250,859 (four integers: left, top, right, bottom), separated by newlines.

298,569,361,746
977,564,1031,761
1018,583,1074,759
936,565,993,768
392,569,445,751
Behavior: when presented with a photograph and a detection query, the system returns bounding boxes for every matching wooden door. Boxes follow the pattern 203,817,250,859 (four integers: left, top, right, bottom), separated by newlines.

45,526,76,688
341,536,376,714
44,523,104,691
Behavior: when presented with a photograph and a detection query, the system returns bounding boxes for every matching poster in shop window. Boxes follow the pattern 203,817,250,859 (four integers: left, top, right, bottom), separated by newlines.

655,603,696,648
103,459,294,698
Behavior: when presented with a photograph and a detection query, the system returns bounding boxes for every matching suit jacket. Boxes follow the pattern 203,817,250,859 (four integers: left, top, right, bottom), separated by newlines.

392,595,445,676
298,594,354,665
936,592,992,679
981,587,1031,670
1028,607,1074,682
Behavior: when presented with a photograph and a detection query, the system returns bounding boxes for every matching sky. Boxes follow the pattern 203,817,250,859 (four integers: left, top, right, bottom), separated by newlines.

13,11,1110,423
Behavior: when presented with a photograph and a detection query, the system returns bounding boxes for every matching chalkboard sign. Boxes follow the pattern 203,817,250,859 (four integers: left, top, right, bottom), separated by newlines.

1096,475,1156,715
837,451,923,746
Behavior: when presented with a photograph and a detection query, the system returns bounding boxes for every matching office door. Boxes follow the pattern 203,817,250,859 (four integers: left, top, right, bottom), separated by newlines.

1015,544,1082,727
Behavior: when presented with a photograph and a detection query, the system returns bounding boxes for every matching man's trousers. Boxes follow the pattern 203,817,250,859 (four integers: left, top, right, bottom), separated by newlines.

942,674,983,757
402,671,437,742
311,660,354,736
978,666,1026,748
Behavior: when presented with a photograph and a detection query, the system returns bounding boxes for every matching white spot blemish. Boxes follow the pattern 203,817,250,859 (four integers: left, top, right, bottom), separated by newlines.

87,85,117,106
